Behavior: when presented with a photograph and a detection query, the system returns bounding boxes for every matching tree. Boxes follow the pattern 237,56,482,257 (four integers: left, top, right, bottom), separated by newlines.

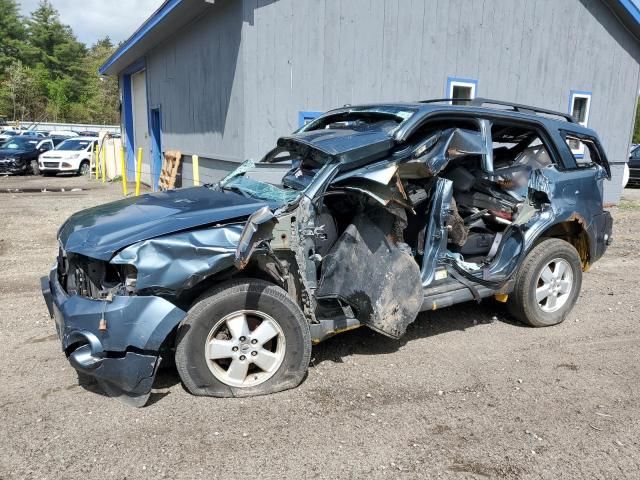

0,0,119,124
634,97,640,145
0,0,28,75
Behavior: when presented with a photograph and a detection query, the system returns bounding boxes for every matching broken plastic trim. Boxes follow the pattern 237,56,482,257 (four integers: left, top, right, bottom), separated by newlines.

235,206,277,269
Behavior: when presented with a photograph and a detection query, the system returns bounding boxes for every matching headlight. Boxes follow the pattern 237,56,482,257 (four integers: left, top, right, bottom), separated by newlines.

71,153,80,159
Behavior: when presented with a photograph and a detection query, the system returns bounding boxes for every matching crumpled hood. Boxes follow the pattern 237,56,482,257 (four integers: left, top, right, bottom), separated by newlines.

59,187,268,260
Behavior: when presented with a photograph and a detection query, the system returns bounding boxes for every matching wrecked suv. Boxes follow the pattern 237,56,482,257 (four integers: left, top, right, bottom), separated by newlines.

41,98,613,406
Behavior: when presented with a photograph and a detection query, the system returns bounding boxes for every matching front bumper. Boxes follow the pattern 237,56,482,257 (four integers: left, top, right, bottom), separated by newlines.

0,160,27,174
41,265,187,404
39,160,78,172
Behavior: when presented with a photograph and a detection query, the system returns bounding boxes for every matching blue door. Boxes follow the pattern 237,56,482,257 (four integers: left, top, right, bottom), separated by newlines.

150,108,162,190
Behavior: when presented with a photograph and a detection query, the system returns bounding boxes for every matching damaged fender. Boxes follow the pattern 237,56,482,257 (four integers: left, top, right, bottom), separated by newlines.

112,224,244,293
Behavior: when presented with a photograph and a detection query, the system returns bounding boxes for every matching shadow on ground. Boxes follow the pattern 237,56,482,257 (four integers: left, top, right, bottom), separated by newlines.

310,300,525,367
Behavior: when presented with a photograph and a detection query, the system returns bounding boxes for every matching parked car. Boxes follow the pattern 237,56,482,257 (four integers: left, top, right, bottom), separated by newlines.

75,130,99,137
47,130,79,138
38,137,96,176
42,98,613,406
0,127,29,143
0,136,56,175
627,144,640,187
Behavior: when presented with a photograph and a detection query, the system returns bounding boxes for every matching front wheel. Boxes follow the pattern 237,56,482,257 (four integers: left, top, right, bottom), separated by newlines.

175,279,311,397
508,238,582,327
30,160,40,175
78,160,90,176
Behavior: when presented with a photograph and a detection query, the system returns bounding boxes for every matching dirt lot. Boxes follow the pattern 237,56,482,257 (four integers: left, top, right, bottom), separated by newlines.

0,174,639,480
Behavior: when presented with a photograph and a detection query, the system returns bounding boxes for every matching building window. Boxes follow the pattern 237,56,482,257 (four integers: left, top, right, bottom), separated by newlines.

298,111,323,128
567,91,592,156
446,77,477,105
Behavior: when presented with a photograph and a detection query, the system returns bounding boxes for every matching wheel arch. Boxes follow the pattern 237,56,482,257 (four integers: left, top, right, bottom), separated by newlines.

538,218,591,270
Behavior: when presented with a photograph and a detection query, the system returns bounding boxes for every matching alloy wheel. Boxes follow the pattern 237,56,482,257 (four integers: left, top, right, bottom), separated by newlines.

535,258,573,313
204,310,286,388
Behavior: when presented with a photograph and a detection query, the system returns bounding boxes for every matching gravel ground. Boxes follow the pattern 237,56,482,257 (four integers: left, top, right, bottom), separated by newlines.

0,174,639,480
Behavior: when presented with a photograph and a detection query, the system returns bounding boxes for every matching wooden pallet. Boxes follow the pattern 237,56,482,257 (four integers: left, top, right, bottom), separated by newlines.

158,150,181,190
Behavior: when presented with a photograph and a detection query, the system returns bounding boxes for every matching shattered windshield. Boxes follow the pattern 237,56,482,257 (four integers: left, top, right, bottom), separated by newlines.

217,151,329,205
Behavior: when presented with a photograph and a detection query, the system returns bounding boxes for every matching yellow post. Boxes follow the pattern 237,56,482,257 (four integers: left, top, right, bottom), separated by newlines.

192,154,200,186
93,144,99,179
120,147,128,196
135,147,143,196
101,142,106,183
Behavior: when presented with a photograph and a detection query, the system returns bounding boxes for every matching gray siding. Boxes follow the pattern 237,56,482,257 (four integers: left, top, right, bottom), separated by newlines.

141,0,640,201
146,0,245,186
240,0,640,203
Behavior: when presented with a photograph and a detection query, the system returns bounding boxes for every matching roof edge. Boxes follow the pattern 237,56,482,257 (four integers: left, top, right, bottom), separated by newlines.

99,0,183,75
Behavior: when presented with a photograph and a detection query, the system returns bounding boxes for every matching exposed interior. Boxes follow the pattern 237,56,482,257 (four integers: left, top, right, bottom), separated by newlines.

315,119,554,273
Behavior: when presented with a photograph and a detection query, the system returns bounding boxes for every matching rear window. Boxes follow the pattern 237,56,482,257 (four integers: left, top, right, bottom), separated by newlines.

561,131,610,176
300,106,417,134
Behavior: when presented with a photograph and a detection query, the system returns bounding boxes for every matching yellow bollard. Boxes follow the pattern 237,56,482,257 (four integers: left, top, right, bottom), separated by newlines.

192,154,200,186
101,143,106,183
92,144,98,179
120,147,128,196
135,147,143,196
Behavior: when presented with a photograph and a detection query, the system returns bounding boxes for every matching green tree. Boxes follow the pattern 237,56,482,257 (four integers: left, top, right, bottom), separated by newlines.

0,0,28,75
0,0,119,124
634,97,640,145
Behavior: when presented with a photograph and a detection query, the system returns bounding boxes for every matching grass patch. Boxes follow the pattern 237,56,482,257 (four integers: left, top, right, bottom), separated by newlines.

618,199,640,211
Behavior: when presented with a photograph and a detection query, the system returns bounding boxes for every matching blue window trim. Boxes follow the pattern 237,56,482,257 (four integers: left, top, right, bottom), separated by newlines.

298,111,323,128
567,90,592,159
618,0,640,23
445,76,478,98
99,0,183,75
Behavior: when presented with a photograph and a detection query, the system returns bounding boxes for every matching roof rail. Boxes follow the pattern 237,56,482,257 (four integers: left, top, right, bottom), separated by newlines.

419,97,576,123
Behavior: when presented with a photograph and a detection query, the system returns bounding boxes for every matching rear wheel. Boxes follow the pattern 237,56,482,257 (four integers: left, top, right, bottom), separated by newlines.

78,160,90,176
508,238,582,327
175,279,311,397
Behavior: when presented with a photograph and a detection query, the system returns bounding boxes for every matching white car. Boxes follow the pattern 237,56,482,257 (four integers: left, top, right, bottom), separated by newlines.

38,137,96,176
0,127,29,143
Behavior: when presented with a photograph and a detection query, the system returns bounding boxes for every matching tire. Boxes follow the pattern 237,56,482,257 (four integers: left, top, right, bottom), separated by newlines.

78,160,90,176
30,160,40,176
175,279,311,397
508,238,582,327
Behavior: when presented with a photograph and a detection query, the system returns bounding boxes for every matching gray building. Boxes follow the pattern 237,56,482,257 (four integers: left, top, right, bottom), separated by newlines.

100,0,640,203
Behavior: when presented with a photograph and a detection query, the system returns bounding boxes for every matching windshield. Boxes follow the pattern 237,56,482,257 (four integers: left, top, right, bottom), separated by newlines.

57,139,92,151
1,137,38,149
217,146,332,205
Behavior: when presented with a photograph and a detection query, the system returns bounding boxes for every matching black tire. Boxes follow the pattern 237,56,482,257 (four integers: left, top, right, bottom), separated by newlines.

77,160,90,176
508,238,582,327
30,160,40,176
175,279,311,397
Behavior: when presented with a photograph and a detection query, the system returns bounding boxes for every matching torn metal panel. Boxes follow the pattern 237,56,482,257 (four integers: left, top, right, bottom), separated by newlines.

334,163,398,185
234,206,277,269
112,224,244,292
421,177,454,286
316,209,422,339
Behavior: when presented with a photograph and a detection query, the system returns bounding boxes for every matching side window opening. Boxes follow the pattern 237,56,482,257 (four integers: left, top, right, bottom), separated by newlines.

567,91,592,156
561,132,609,177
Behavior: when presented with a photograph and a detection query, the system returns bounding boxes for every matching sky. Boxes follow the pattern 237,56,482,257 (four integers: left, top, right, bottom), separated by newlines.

18,0,164,46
